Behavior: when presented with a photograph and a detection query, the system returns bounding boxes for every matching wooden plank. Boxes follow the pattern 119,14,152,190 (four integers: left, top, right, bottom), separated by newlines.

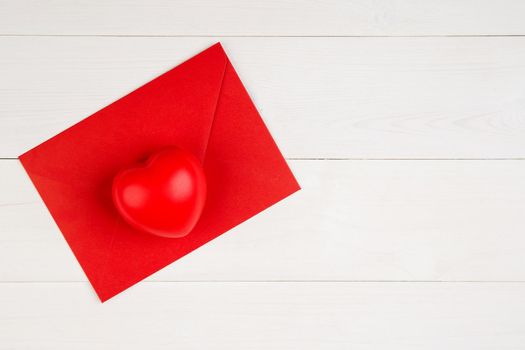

1,281,525,349
2,37,525,159
3,159,525,282
2,0,525,36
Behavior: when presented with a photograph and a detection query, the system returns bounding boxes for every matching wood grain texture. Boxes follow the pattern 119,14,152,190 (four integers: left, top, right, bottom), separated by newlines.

2,0,525,36
3,159,525,282
2,37,525,159
2,282,525,349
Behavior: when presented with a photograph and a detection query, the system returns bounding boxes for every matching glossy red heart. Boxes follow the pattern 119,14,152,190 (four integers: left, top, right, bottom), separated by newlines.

112,146,207,238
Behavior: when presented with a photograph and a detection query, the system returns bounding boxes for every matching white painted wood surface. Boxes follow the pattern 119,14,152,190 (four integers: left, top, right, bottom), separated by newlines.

2,0,525,36
3,159,525,282
3,282,525,349
2,1,525,349
2,37,525,159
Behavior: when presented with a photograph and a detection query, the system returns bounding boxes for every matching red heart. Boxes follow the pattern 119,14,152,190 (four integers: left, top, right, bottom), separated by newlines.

112,146,207,238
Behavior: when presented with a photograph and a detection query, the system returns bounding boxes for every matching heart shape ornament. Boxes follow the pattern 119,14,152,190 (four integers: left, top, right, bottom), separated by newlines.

112,146,207,238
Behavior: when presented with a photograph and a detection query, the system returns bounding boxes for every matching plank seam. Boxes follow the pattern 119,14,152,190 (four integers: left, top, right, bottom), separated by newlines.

2,280,525,284
3,158,525,161
2,34,525,38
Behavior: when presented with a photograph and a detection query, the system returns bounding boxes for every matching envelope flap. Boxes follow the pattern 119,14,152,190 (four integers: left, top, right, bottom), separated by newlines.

20,43,227,174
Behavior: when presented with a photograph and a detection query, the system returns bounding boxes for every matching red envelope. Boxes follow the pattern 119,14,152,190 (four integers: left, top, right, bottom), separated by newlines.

19,43,300,302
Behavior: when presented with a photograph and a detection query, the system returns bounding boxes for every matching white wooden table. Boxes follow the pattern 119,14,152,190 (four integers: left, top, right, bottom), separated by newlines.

2,1,525,348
